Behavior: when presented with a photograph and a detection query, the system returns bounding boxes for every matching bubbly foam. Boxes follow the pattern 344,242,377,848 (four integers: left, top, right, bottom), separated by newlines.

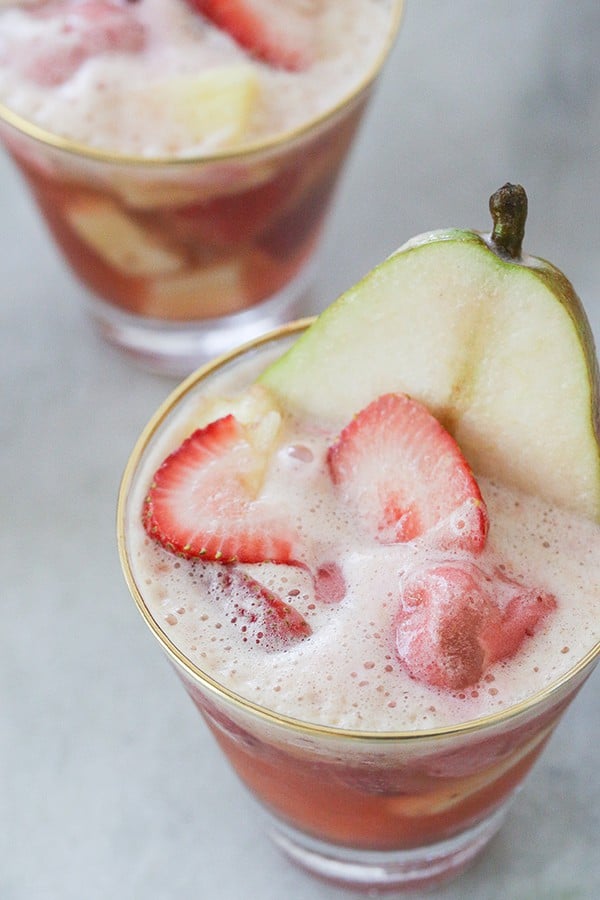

125,345,600,732
0,0,393,156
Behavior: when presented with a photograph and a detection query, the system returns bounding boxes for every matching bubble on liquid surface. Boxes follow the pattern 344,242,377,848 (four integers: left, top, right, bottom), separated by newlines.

286,444,314,463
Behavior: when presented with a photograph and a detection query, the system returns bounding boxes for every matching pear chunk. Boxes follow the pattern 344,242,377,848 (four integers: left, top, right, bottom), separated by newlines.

148,66,259,149
260,185,600,521
66,195,183,276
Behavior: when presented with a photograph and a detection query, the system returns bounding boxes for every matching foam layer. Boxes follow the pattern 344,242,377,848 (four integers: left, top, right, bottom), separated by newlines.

125,344,600,731
0,0,393,156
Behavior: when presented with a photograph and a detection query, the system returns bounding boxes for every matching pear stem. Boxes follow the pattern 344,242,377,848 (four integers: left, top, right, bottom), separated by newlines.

489,183,528,259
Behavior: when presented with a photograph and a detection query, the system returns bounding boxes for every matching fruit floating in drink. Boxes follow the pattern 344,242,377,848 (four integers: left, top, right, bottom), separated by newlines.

118,185,600,891
0,0,402,373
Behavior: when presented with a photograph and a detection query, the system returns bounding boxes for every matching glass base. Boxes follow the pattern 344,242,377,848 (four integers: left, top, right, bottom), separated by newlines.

267,803,512,894
84,260,316,377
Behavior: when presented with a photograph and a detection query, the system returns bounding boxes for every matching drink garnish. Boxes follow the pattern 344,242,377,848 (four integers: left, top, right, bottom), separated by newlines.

327,393,489,553
142,400,303,565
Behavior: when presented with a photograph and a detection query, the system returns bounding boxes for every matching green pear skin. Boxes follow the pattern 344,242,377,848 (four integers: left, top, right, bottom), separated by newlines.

260,187,600,521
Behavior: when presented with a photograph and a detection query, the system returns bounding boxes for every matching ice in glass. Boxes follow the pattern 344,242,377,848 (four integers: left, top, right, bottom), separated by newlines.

0,0,402,373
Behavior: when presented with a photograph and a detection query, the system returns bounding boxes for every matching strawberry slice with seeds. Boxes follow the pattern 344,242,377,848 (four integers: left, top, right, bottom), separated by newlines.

143,412,299,564
327,393,489,553
189,0,320,71
218,567,311,649
395,563,556,691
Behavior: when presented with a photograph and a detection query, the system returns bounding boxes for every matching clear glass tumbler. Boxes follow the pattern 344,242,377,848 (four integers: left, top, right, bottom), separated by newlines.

0,2,403,376
117,322,600,893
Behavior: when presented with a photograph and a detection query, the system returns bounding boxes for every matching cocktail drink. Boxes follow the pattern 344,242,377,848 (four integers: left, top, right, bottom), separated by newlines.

0,0,402,375
117,186,600,891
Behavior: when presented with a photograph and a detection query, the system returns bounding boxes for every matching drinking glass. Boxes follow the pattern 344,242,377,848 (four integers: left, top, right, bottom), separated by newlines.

117,322,600,893
0,2,403,376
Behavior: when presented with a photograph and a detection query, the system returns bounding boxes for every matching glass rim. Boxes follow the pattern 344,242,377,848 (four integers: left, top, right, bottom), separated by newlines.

0,0,403,168
117,318,600,744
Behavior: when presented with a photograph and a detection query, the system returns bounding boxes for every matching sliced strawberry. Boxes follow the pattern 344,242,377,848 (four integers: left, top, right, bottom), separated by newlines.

218,567,311,649
327,394,489,553
143,413,299,564
189,0,319,71
395,563,556,691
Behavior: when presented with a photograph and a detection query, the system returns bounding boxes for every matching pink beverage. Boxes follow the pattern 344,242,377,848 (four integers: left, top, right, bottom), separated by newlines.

0,1,402,374
118,322,600,893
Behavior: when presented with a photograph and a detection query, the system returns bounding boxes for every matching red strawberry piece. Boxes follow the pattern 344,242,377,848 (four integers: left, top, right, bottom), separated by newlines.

314,562,346,604
327,393,489,553
168,166,303,250
219,567,311,649
24,1,146,87
395,563,556,691
485,569,558,662
142,414,299,564
259,167,339,261
396,564,501,690
188,0,319,71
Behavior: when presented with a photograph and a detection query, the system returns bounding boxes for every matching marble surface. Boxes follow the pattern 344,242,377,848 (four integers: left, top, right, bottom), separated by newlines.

1,1,599,898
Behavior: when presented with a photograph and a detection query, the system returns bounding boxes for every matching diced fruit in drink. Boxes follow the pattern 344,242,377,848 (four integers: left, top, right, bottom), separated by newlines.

140,245,309,322
241,244,313,306
108,177,213,212
396,565,500,691
493,570,560,661
258,165,339,261
23,1,146,87
149,66,259,148
168,131,346,252
395,563,557,690
167,166,303,249
217,567,312,649
143,397,305,564
261,185,600,521
327,394,488,552
258,207,320,265
138,259,245,320
159,384,281,460
314,562,346,605
191,384,285,436
189,0,320,71
65,196,183,277
387,724,553,816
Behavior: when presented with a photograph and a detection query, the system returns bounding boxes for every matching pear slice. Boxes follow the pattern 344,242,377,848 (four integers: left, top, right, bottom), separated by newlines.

260,184,600,521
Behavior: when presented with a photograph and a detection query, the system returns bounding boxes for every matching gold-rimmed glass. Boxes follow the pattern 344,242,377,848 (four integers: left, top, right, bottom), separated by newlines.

117,320,600,893
0,1,403,376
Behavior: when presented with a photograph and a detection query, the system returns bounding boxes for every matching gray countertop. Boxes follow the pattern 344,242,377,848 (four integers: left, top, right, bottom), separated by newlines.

2,2,599,898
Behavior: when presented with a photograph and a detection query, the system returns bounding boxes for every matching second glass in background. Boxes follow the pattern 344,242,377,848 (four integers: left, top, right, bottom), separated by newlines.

0,1,403,375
